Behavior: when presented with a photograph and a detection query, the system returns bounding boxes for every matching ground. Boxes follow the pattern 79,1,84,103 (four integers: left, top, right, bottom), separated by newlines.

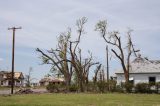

0,87,47,95
0,93,160,106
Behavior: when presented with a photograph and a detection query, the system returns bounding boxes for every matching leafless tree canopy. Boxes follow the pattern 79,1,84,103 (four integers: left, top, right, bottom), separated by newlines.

95,20,139,83
36,17,100,92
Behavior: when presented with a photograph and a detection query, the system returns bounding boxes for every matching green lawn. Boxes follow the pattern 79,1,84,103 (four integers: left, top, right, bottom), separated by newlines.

0,93,159,106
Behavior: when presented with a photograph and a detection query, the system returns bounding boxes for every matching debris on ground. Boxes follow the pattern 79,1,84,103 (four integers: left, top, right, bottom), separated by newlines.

15,89,34,94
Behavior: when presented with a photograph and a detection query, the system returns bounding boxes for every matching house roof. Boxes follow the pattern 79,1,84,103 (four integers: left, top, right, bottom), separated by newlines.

0,71,24,80
115,55,160,74
14,72,24,79
39,77,65,83
39,77,52,82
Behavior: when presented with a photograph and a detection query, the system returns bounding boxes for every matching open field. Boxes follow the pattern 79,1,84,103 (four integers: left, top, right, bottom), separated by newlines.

0,93,160,106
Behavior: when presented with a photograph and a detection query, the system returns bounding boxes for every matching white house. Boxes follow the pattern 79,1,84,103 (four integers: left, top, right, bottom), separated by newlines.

115,55,160,85
0,71,24,86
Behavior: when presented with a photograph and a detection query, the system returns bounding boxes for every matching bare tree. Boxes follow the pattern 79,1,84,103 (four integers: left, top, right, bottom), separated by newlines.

37,17,99,92
68,17,99,92
36,31,72,91
25,67,33,87
93,64,102,84
95,20,139,83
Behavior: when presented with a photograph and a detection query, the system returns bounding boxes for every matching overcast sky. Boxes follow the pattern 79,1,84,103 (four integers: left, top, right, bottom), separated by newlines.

0,0,160,80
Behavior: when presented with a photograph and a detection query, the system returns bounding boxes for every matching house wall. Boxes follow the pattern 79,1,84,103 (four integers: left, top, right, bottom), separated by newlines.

40,82,49,86
15,80,23,86
1,80,24,87
0,80,9,86
116,73,160,85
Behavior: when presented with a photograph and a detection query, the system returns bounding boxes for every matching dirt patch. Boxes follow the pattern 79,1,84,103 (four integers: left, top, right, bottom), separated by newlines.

15,89,34,94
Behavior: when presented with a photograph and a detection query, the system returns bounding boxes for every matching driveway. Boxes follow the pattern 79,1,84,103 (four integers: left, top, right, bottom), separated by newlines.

0,90,11,95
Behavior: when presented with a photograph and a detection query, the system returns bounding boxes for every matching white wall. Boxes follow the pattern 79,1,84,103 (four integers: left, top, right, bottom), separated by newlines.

1,80,9,86
1,80,24,86
116,73,160,85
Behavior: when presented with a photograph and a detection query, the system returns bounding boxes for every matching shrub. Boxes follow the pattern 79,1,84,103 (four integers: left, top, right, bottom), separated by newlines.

121,82,133,93
46,83,58,93
135,83,150,93
109,80,117,92
97,81,106,93
46,83,65,93
155,82,160,93
85,82,97,92
149,82,155,86
115,85,124,93
69,84,78,92
125,82,134,93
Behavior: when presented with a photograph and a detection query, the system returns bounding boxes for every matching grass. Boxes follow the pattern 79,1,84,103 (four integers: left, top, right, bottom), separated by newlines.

0,93,160,106
0,86,10,90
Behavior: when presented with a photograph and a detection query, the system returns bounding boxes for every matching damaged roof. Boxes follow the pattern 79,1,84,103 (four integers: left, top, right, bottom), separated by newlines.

0,71,24,79
39,77,65,83
115,55,160,74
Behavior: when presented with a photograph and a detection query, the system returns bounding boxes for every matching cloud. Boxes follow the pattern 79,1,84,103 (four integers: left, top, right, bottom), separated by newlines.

0,0,160,78
0,58,3,61
0,0,160,56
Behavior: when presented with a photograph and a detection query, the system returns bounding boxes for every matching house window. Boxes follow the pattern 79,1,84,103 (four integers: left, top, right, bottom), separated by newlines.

129,77,134,85
149,77,156,84
8,81,12,86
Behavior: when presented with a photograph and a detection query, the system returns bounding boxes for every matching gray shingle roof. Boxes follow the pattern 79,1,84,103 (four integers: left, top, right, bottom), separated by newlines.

115,56,160,74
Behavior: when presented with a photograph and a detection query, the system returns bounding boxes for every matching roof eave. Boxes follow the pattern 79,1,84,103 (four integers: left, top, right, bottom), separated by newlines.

115,72,160,74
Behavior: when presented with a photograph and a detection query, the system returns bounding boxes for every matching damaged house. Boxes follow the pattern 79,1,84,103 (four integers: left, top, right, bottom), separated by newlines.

0,71,24,86
39,77,65,86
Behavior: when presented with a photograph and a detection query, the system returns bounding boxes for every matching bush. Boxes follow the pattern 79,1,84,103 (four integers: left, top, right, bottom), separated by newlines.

109,80,117,92
125,82,134,93
97,81,106,93
115,85,124,93
46,83,65,93
135,83,150,93
121,82,133,93
85,82,97,92
46,83,58,93
69,84,78,92
155,82,160,93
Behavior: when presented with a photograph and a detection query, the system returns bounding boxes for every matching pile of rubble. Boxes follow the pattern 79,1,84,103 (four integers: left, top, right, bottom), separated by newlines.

15,89,34,94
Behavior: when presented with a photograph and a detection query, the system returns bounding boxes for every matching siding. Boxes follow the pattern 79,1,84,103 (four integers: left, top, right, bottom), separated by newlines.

117,73,160,85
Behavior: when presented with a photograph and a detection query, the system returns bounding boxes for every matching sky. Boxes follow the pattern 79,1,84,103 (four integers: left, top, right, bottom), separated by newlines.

0,0,160,81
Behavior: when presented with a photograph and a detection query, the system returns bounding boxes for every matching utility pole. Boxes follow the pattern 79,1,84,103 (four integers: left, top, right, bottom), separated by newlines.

106,45,109,91
8,27,22,94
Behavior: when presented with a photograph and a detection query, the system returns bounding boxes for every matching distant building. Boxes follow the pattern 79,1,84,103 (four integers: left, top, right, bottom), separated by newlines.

115,55,160,85
0,71,24,86
39,77,65,86
30,78,40,87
